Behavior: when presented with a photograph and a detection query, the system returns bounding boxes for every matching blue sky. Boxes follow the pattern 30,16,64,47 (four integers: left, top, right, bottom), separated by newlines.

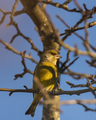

0,0,96,120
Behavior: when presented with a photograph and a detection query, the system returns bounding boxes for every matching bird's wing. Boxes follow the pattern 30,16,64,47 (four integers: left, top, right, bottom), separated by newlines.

33,62,57,90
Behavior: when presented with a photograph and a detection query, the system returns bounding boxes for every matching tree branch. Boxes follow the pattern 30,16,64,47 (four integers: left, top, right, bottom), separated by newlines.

38,0,81,13
0,39,38,63
0,87,96,96
14,51,34,80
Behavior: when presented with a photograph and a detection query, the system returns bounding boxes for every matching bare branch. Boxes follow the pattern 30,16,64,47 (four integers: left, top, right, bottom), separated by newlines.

64,21,96,34
0,8,11,24
86,60,96,68
63,69,95,80
41,99,96,105
0,39,38,63
62,57,79,72
0,88,38,96
7,20,40,53
78,102,96,112
10,0,19,19
58,40,96,58
38,0,81,12
1,87,96,96
66,80,96,88
14,51,34,80
61,50,70,69
57,15,96,52
0,1,25,25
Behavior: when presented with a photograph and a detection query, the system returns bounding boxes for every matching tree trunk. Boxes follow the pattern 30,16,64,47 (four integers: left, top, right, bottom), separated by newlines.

42,96,60,120
20,1,60,119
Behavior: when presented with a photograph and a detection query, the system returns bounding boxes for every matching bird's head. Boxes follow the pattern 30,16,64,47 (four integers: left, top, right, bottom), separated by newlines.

40,50,62,65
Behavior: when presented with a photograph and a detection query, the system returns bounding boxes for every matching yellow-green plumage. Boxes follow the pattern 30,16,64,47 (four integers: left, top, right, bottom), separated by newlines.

25,50,61,117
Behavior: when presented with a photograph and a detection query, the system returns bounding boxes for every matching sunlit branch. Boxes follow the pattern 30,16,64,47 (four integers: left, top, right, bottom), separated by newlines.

0,87,96,96
38,0,81,12
14,51,34,80
40,99,96,105
57,15,96,52
58,40,96,58
0,39,38,63
0,8,25,25
78,102,96,112
66,80,96,88
63,70,95,80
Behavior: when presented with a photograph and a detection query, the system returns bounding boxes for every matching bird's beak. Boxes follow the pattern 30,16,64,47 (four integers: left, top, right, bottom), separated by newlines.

55,54,62,59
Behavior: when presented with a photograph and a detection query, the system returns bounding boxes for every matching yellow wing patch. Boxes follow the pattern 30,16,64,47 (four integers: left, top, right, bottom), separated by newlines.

33,62,57,91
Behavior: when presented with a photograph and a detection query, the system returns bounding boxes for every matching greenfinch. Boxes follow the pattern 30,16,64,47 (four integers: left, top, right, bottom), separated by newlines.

25,50,61,117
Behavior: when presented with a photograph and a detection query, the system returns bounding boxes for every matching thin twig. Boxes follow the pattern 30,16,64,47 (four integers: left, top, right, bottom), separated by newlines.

40,99,96,105
14,51,34,80
66,80,96,88
58,40,96,58
63,69,96,80
38,0,81,12
0,39,38,63
56,15,96,52
62,57,79,72
78,102,96,112
1,87,96,96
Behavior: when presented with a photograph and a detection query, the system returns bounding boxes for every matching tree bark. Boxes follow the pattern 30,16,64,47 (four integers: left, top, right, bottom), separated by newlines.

42,96,60,120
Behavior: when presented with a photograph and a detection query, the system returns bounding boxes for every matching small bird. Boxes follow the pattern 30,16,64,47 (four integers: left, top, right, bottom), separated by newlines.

25,49,61,117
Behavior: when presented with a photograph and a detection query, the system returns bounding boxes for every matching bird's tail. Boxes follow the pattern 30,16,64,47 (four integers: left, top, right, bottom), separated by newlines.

25,95,42,117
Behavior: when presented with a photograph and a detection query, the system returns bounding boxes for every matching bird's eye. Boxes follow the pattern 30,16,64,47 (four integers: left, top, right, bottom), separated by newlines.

51,52,56,55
